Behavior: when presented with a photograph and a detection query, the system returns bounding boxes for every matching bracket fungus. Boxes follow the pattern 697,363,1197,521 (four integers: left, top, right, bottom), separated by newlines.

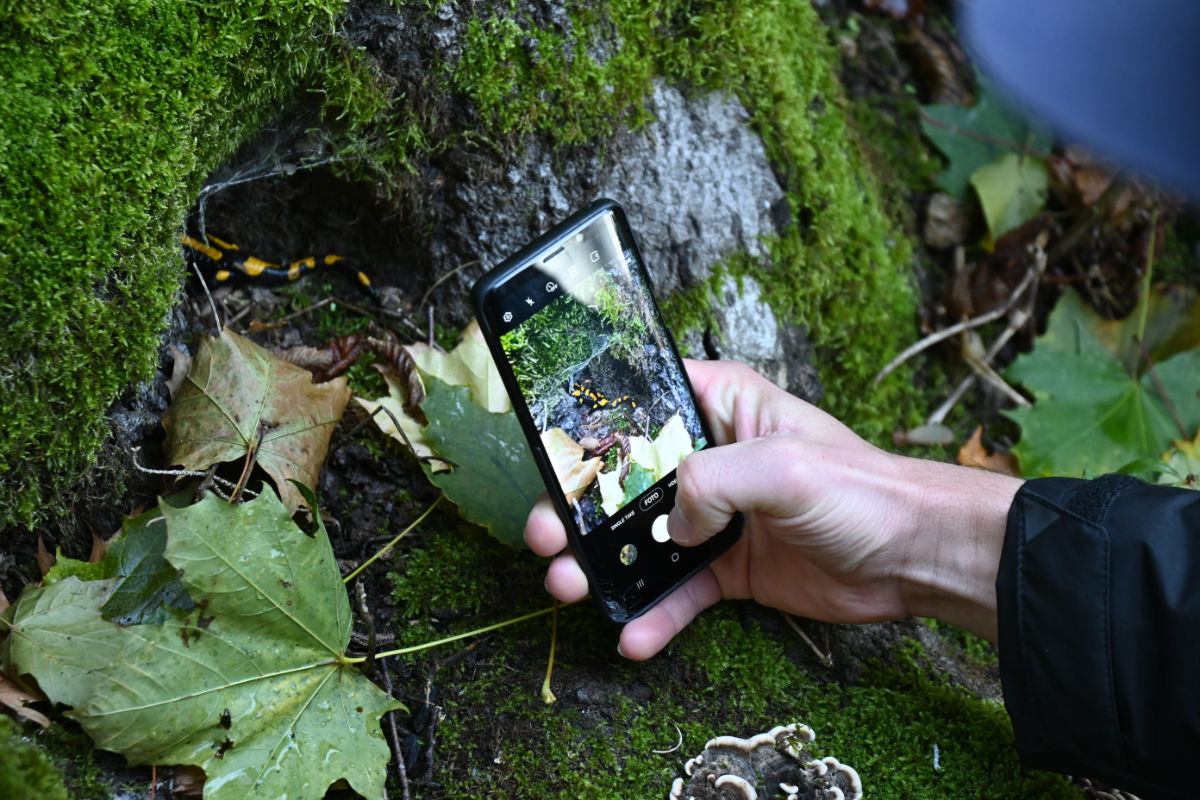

669,723,863,800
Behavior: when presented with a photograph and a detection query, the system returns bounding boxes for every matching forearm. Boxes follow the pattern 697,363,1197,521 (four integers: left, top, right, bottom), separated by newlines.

892,455,1023,641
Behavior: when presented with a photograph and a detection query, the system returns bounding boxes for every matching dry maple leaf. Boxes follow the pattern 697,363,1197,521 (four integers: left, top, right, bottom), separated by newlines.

0,673,50,727
161,329,351,512
957,427,1020,476
541,428,603,503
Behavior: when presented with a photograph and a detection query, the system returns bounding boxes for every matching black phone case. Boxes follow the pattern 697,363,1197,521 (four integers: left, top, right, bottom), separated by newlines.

472,198,741,622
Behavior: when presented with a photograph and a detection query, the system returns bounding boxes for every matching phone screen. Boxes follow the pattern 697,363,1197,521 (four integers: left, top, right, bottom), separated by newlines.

476,202,740,620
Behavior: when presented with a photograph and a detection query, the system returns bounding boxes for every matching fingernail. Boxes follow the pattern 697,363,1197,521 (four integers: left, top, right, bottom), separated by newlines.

617,643,627,659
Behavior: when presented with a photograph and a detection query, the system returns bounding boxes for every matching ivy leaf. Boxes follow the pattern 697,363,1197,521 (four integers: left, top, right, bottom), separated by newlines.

970,152,1048,244
162,329,351,512
921,76,1053,198
1005,290,1200,477
0,488,400,800
420,376,543,547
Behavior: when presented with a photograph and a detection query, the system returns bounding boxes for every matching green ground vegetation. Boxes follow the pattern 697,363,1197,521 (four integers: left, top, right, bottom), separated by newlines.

387,518,1078,799
0,0,384,530
0,716,69,800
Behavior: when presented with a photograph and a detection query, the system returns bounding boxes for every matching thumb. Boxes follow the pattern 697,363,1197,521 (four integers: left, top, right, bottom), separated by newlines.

668,436,799,545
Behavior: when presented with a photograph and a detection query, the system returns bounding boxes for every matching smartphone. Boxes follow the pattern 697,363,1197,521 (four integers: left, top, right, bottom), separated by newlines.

472,198,742,622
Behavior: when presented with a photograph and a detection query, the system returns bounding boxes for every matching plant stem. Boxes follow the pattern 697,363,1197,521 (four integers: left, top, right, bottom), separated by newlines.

343,495,442,584
541,600,560,704
344,599,584,663
1135,205,1159,349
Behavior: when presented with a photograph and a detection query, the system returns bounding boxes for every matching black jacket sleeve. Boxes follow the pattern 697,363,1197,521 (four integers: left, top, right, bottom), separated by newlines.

997,475,1200,799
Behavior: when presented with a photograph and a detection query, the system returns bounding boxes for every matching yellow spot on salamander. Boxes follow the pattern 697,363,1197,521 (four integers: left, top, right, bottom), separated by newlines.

181,234,222,261
207,234,238,250
242,256,275,277
215,269,232,282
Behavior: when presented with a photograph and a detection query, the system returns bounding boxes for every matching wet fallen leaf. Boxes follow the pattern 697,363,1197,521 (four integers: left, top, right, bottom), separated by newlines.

541,428,603,503
162,329,350,512
419,376,543,547
0,673,49,727
1,487,400,800
921,77,1053,199
956,427,1020,476
357,372,450,472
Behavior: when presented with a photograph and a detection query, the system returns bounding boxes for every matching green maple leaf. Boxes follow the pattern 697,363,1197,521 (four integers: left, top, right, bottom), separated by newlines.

1005,290,1200,477
1,488,400,800
921,75,1053,199
420,375,543,547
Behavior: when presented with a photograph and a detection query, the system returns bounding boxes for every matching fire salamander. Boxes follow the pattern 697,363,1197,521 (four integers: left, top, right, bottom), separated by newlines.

571,381,636,411
181,232,377,300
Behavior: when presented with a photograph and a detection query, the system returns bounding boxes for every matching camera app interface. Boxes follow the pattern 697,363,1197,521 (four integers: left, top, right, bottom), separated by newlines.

496,213,706,540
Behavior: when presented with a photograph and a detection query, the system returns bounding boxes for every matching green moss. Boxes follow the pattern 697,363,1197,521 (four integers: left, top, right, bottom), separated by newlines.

0,716,69,800
0,0,383,529
444,0,924,440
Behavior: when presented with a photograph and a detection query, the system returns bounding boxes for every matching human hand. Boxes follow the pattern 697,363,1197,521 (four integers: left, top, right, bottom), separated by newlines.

525,360,1021,659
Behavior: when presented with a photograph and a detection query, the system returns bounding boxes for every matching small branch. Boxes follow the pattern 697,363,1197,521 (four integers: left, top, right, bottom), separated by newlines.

1137,338,1189,439
229,423,266,503
874,265,1039,386
380,661,413,800
419,259,482,310
781,612,833,667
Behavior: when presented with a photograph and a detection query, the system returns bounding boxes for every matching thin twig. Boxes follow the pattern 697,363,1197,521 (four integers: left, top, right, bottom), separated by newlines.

1137,338,1189,439
873,265,1040,386
927,307,1030,424
961,332,1032,408
651,723,684,755
419,259,482,310
249,296,334,331
380,661,413,800
355,578,377,676
230,423,266,503
781,612,833,667
191,262,222,332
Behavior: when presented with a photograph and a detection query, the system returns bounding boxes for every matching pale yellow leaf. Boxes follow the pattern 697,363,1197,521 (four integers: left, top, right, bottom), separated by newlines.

597,469,623,517
541,428,603,503
406,320,511,413
627,415,694,482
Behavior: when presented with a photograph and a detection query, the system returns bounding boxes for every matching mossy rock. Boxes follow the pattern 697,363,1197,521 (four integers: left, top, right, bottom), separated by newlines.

2,0,924,533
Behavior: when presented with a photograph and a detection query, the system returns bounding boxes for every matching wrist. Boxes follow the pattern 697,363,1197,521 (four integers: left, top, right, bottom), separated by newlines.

893,456,1023,641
